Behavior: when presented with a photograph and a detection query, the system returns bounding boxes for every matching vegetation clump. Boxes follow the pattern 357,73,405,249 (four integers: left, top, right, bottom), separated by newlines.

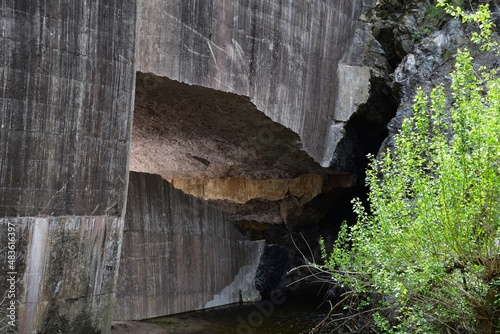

419,0,464,37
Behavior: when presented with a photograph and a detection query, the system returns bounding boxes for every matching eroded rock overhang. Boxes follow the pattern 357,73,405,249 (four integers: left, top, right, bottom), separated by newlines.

131,73,327,180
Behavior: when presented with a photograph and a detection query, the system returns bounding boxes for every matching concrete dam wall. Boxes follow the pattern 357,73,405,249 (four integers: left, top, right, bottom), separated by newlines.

0,0,370,333
0,1,136,217
0,216,123,333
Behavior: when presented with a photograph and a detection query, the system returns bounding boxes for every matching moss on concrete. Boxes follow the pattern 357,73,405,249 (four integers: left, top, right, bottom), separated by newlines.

37,304,100,334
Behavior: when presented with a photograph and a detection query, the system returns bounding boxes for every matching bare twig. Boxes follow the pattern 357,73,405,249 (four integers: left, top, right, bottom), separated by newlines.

309,292,353,334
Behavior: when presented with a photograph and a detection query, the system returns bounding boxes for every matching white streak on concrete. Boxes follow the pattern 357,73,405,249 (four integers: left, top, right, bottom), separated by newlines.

321,121,345,168
163,11,227,54
232,38,245,63
207,41,219,70
183,44,209,58
205,240,265,308
23,218,49,334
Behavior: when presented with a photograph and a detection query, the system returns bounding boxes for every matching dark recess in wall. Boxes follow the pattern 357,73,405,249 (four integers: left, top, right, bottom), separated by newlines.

332,75,398,184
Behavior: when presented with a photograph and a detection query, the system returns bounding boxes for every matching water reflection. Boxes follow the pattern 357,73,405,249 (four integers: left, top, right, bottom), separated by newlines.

146,297,330,334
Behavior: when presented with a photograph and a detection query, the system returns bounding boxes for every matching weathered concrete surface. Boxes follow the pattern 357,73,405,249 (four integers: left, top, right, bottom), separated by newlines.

0,1,136,217
0,0,397,332
321,65,371,166
0,216,123,334
136,0,364,166
0,1,136,333
114,172,265,320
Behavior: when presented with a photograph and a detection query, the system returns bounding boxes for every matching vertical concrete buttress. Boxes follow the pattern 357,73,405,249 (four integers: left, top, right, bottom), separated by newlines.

0,1,136,333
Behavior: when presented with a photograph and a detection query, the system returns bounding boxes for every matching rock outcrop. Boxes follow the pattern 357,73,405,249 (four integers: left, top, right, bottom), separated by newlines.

129,0,391,246
357,0,499,155
130,73,327,180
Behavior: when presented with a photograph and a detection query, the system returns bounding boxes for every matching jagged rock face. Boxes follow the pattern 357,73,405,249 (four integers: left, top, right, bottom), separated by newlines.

129,72,354,233
130,0,396,238
129,70,362,235
255,245,291,297
170,174,353,204
362,0,500,155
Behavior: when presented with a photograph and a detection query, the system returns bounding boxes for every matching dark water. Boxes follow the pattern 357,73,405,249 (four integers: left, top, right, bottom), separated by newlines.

146,297,331,334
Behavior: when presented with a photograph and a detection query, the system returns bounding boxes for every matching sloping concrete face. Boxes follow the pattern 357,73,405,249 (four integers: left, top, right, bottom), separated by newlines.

114,172,265,320
136,0,364,164
0,1,136,333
